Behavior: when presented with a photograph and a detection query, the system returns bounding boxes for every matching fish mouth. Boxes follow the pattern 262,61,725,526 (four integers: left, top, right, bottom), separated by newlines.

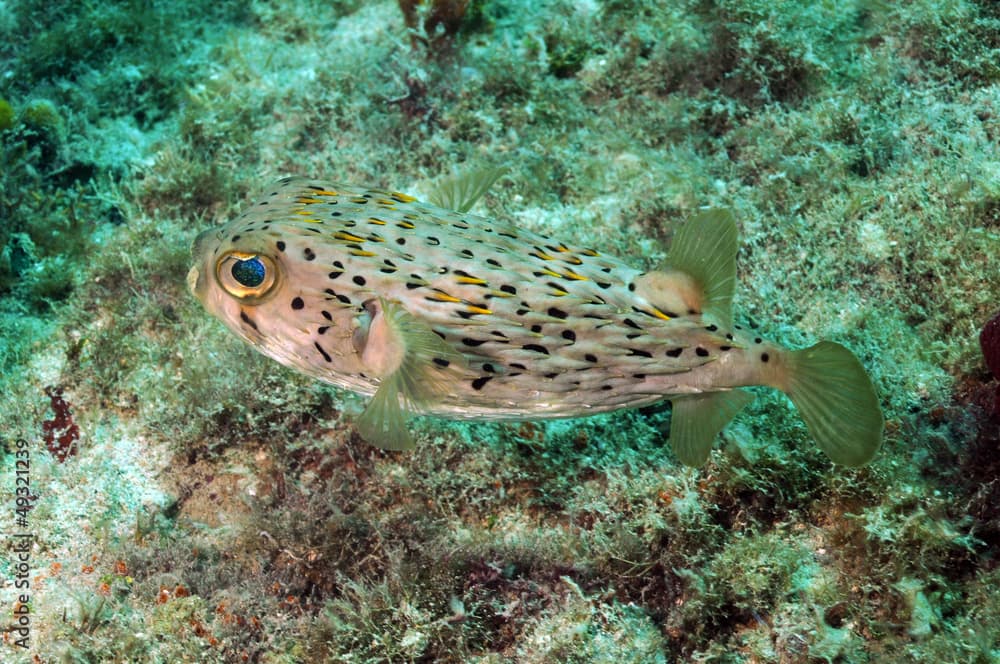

186,265,201,299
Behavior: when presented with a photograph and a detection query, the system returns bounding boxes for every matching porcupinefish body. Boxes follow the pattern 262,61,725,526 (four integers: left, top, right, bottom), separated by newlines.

188,176,883,466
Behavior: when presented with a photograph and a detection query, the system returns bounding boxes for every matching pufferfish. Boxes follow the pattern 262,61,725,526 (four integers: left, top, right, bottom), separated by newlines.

188,174,883,466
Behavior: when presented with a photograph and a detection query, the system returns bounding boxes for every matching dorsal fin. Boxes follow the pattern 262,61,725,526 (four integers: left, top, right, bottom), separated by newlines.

663,209,739,326
426,166,508,213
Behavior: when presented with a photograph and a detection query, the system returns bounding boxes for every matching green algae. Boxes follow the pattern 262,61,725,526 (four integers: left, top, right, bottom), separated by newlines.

1,0,999,661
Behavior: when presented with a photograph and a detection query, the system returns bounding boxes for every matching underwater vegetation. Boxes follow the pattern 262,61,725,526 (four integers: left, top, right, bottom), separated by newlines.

1,0,999,662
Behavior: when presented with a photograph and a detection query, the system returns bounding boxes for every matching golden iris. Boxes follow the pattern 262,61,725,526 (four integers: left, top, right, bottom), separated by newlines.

216,252,278,300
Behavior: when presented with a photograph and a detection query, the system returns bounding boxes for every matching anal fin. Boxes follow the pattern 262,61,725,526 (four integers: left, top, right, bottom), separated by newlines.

669,389,754,466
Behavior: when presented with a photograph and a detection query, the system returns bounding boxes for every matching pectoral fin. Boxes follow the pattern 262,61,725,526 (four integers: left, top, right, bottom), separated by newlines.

669,389,754,466
355,298,464,450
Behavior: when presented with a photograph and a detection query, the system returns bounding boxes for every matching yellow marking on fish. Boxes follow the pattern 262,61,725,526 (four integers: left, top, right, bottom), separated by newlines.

488,289,514,298
549,288,569,296
428,292,463,304
397,220,416,229
366,233,386,243
392,192,417,203
531,248,555,261
466,305,493,315
349,249,378,257
562,255,584,265
649,307,672,321
539,268,563,279
334,231,367,243
296,196,323,204
456,276,488,286
580,248,600,257
311,189,339,196
349,197,368,204
368,217,387,225
375,198,397,206
561,269,589,281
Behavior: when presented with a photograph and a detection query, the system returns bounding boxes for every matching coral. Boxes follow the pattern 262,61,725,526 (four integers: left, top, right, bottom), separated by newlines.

2,0,999,661
41,385,79,462
398,0,471,47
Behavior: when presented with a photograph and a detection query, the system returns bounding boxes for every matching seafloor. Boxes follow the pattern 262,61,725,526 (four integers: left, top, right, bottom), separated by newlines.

1,1,999,662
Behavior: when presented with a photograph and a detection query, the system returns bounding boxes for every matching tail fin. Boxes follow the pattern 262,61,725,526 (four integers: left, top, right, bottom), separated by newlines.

782,341,883,466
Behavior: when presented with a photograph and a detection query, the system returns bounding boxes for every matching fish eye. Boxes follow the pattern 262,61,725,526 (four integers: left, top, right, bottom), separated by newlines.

216,252,278,300
232,256,266,287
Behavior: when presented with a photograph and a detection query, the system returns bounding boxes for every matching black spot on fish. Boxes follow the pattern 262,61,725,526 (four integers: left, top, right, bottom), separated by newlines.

548,307,568,320
523,344,549,355
321,310,333,321
318,326,329,334
516,308,530,316
427,236,440,246
471,376,493,390
304,248,316,261
761,352,770,363
462,338,487,347
544,372,558,379
665,348,683,358
314,341,332,362
239,311,259,331
633,373,646,379
562,330,576,342
487,258,502,267
276,241,286,252
329,271,343,279
510,363,527,371
627,348,653,358
628,282,636,291
531,324,543,333
601,385,614,391
460,249,474,258
596,281,612,289
433,358,450,368
623,318,641,329
500,284,517,295
396,238,406,245
626,333,641,340
754,337,762,344
584,353,598,362
706,324,718,332
483,363,496,373
720,345,732,351
695,347,709,357
291,297,304,310
231,234,241,242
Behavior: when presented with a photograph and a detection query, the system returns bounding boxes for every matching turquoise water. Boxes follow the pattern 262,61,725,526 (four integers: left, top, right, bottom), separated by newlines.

1,1,998,661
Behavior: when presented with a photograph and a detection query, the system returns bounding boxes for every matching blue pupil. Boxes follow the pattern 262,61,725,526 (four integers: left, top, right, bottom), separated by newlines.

231,257,266,288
